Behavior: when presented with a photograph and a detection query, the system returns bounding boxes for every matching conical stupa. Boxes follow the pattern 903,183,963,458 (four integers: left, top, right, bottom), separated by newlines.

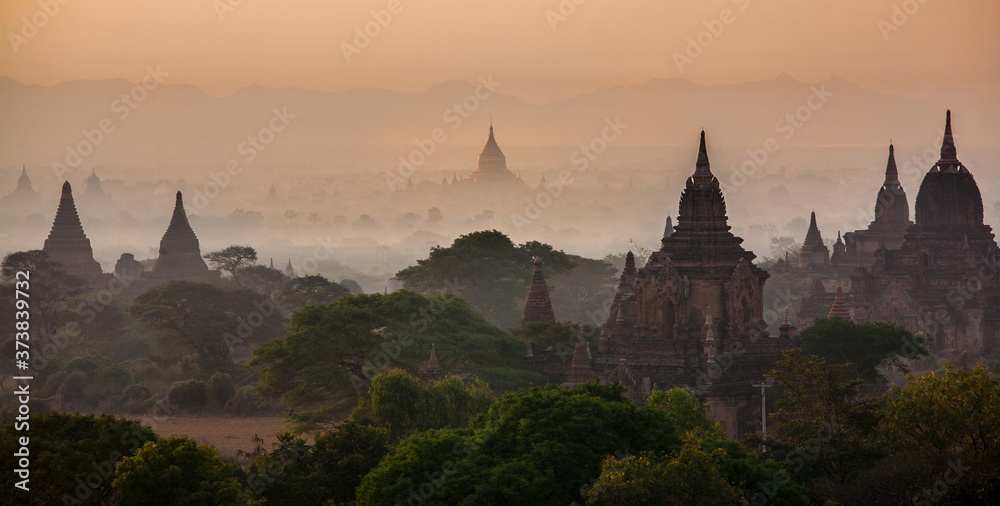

150,192,212,278
42,182,104,280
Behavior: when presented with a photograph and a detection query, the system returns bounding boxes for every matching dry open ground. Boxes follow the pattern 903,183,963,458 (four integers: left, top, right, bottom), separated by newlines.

142,416,297,463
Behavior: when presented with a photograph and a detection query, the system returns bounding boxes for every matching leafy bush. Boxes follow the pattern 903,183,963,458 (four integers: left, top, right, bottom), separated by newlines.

0,413,156,506
207,372,236,407
166,380,207,411
121,384,151,401
110,436,250,505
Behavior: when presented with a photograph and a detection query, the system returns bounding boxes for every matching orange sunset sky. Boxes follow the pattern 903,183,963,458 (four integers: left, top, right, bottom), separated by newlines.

1,0,998,102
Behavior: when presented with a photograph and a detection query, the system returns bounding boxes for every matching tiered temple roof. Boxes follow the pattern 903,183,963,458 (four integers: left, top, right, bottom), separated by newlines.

150,192,213,278
421,343,443,381
799,212,830,267
42,182,104,280
522,257,556,323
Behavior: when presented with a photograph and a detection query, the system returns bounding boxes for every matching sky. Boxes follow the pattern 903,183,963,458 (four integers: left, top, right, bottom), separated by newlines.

1,0,998,102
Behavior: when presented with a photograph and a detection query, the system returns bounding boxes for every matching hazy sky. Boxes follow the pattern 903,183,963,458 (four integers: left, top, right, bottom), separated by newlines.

1,0,998,102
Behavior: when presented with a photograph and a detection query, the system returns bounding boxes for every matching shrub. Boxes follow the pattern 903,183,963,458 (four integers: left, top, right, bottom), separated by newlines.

121,384,152,401
166,380,207,411
207,372,236,407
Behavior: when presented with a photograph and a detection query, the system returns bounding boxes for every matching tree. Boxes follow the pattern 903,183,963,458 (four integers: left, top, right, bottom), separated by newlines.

797,318,929,383
427,206,442,223
394,230,574,328
307,212,320,227
128,281,285,375
356,384,681,505
243,422,391,505
282,275,350,308
203,245,258,280
351,369,494,441
284,210,298,223
763,349,885,488
647,387,724,437
251,290,524,429
0,413,156,506
584,444,739,506
879,365,1000,503
110,436,253,506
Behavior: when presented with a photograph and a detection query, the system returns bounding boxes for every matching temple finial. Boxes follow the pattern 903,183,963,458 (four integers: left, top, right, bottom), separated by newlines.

175,191,183,205
696,130,709,168
62,180,72,196
940,109,957,162
885,143,898,182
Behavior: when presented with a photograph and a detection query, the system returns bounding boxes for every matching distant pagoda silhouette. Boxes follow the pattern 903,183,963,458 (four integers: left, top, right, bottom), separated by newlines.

149,191,214,278
42,181,103,280
463,122,522,185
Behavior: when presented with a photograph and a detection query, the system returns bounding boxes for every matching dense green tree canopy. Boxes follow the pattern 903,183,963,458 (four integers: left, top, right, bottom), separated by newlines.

394,230,574,328
356,384,681,505
110,436,252,506
797,318,929,382
0,412,156,506
251,290,524,428
128,281,285,375
351,369,495,442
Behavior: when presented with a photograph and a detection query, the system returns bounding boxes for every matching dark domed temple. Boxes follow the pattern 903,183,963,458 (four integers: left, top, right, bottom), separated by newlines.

801,111,1000,351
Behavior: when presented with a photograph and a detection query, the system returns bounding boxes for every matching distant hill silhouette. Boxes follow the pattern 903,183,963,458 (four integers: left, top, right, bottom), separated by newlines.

1,74,997,169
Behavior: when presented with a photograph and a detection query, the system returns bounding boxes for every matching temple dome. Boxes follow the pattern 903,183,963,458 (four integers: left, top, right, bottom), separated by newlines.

913,111,984,228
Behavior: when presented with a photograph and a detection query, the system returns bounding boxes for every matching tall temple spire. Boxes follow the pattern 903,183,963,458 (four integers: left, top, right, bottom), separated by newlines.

939,109,957,163
562,325,597,386
885,144,899,183
42,181,103,280
692,130,713,187
284,258,295,278
799,211,830,267
151,191,212,277
522,257,556,323
804,212,823,246
623,250,636,278
16,165,34,192
660,215,673,248
421,343,443,381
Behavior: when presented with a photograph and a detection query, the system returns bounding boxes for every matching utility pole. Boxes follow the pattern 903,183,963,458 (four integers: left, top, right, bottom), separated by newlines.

751,379,772,448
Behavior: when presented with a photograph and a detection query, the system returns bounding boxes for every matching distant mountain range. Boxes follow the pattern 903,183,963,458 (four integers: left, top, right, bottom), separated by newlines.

1,74,997,170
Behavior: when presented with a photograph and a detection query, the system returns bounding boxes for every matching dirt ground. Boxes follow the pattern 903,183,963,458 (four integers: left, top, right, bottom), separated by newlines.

142,416,296,463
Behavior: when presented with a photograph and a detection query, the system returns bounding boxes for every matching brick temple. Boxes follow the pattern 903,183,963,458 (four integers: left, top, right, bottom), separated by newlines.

526,131,795,438
800,111,1000,351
